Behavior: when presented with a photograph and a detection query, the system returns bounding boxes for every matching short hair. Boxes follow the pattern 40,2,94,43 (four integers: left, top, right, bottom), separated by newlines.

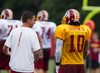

21,11,35,23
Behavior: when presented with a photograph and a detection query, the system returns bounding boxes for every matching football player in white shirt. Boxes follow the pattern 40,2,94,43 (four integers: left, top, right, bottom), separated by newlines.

0,9,22,72
0,9,23,70
3,11,41,73
36,10,56,73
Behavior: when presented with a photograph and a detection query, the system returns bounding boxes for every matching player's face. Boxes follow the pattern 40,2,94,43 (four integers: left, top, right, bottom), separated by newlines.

29,16,35,28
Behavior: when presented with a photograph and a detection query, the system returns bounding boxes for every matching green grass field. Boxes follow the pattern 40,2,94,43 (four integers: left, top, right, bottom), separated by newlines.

48,58,55,73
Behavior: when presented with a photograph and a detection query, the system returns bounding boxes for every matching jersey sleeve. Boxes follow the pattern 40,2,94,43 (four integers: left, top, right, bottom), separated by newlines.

5,30,13,48
31,30,41,51
85,25,92,40
55,24,66,40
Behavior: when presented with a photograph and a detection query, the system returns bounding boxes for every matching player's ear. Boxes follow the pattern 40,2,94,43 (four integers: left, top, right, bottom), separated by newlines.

0,15,1,19
27,19,31,23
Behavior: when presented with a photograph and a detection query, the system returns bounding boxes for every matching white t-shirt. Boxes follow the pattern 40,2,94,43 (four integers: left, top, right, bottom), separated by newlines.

36,21,56,49
0,19,23,40
5,27,41,72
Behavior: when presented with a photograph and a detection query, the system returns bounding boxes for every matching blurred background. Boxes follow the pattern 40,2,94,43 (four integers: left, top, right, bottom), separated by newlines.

0,0,100,73
0,0,100,31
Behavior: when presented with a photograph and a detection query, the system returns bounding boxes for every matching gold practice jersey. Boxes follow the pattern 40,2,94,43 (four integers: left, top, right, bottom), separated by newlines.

55,24,91,64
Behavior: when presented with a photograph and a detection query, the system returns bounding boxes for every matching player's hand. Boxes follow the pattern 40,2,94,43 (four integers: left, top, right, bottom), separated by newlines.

39,49,43,58
56,65,60,73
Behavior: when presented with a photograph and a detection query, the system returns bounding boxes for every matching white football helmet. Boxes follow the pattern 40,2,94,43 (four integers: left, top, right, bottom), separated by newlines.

1,9,13,19
64,9,80,23
37,10,48,21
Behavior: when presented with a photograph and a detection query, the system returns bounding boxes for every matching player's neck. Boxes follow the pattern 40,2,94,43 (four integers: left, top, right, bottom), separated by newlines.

22,23,30,28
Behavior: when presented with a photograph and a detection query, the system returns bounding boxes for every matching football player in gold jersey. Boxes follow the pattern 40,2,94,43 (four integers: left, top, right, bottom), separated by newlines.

55,9,92,73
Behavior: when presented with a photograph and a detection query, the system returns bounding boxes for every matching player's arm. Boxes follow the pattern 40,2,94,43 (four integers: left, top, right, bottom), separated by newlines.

33,49,41,61
51,33,56,51
55,38,63,73
3,30,12,56
55,38,63,64
84,25,92,57
3,45,11,55
32,31,41,61
35,26,43,58
37,34,42,49
37,34,43,58
51,23,57,51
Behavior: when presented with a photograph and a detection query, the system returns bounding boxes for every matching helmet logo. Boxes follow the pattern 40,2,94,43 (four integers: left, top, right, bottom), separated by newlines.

69,9,75,23
41,11,46,21
5,9,9,19
65,9,80,23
